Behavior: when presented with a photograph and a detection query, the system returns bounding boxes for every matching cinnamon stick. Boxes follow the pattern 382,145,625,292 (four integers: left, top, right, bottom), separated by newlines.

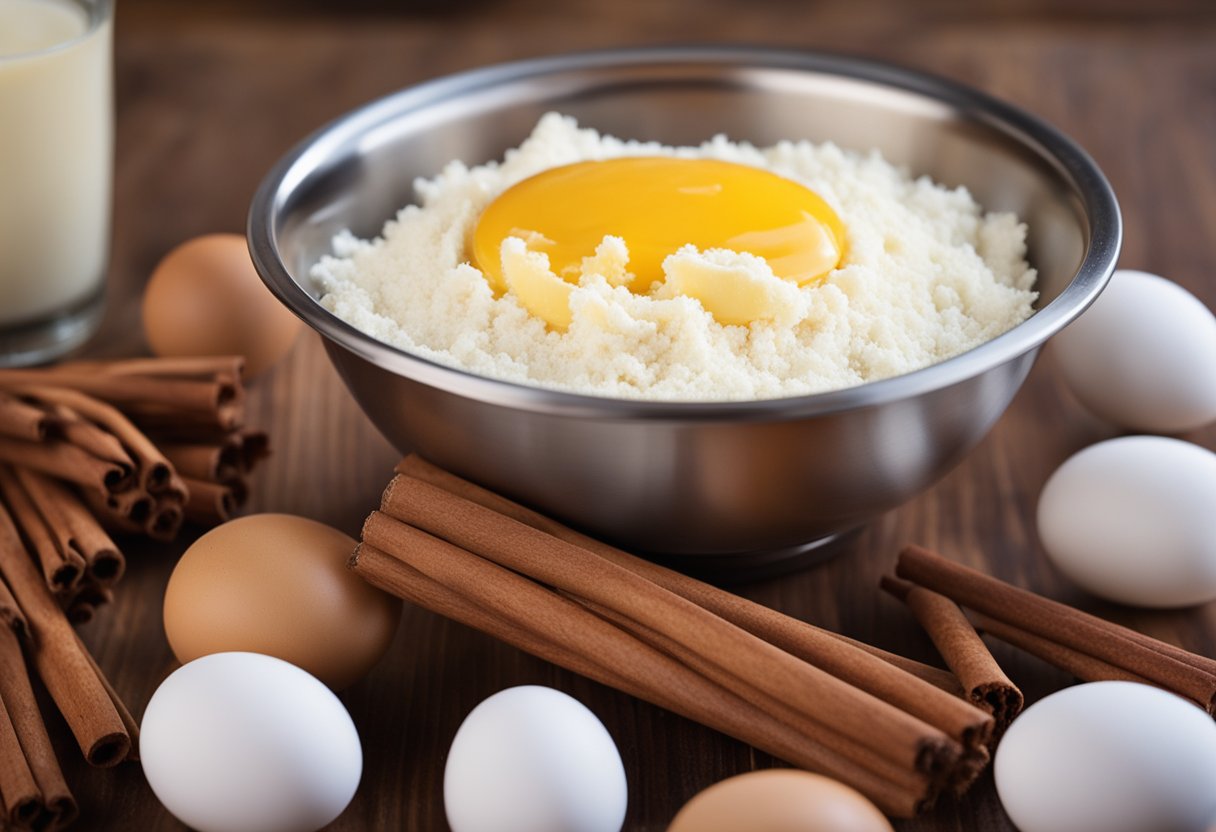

182,477,235,526
19,473,123,585
0,370,233,417
233,429,270,473
351,538,931,817
80,488,144,536
970,612,1153,686
0,501,130,766
0,585,40,828
164,473,189,504
227,476,249,508
896,544,1216,713
370,482,963,778
66,600,97,626
160,443,242,483
73,632,138,762
822,631,965,696
0,575,25,636
0,624,76,828
0,393,53,443
161,430,269,483
22,387,173,494
0,466,85,593
127,404,244,435
0,435,131,496
59,356,244,383
65,584,114,626
0,693,41,829
45,403,133,471
393,457,987,747
147,499,185,543
882,576,1023,734
949,744,991,797
102,489,154,527
1110,626,1216,678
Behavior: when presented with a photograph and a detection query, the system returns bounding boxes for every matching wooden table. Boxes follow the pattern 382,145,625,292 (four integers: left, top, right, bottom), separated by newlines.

59,0,1216,828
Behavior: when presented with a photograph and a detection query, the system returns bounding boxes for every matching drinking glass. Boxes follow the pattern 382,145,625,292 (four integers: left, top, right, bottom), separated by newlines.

0,0,113,366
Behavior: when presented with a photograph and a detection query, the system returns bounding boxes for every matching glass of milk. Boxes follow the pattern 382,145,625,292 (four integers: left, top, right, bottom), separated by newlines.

0,0,112,366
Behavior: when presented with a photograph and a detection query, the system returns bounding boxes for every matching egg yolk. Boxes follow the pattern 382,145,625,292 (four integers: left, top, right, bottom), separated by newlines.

471,157,845,328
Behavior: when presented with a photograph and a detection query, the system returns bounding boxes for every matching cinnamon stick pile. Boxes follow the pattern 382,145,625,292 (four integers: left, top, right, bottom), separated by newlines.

0,357,268,829
1,500,136,830
0,357,268,621
890,544,1216,714
352,456,1002,818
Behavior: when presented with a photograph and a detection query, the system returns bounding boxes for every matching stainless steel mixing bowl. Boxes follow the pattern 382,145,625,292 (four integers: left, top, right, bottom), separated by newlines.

248,47,1120,575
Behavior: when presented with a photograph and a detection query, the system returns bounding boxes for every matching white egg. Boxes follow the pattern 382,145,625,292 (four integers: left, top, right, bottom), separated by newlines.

1037,436,1216,607
996,681,1216,832
140,652,362,832
1052,269,1216,433
444,686,627,832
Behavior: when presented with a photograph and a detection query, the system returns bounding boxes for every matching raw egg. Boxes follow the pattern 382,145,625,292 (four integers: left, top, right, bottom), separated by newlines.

667,770,893,832
163,513,402,690
444,686,627,832
472,157,845,328
1052,269,1216,433
996,681,1216,832
141,652,362,832
142,234,301,378
1036,436,1216,607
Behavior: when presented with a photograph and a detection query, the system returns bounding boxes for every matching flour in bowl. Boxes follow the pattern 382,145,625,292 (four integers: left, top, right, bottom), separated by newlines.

313,113,1037,401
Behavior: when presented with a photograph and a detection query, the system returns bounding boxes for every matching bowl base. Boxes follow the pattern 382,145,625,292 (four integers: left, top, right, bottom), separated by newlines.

649,528,861,586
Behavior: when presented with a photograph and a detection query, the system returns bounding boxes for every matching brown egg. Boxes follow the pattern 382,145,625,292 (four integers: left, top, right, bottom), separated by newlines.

142,234,301,378
163,514,402,690
667,770,894,832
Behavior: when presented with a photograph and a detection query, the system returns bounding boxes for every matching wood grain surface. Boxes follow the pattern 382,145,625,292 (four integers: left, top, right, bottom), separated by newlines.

49,0,1216,829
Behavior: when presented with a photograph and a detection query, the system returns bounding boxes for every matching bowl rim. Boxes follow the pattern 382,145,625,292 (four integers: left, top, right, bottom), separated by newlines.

248,45,1121,421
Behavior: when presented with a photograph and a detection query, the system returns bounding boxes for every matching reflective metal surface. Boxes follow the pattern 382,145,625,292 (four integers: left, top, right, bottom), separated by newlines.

249,47,1121,569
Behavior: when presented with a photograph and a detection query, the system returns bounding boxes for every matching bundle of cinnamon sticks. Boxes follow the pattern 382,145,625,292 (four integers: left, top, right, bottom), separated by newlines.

888,544,1216,714
0,357,268,621
352,456,1013,818
0,357,269,830
1,500,136,831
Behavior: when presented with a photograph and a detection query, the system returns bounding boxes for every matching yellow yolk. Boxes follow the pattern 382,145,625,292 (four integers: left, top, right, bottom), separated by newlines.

471,157,846,329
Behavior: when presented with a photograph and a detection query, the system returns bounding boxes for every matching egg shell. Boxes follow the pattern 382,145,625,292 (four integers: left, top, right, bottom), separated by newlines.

995,681,1216,832
1037,436,1216,607
142,234,301,378
667,770,893,832
140,652,362,832
444,686,627,832
1052,269,1216,432
163,513,402,690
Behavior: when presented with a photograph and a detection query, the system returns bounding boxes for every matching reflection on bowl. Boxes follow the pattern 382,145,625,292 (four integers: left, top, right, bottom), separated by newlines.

249,47,1120,577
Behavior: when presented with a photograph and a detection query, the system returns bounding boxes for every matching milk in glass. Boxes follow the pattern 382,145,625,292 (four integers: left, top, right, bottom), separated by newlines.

0,0,112,361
